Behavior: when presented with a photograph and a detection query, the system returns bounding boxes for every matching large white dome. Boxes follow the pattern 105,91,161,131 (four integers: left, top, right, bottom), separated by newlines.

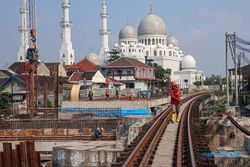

85,52,101,65
167,35,179,47
119,24,137,39
182,55,196,70
137,12,167,36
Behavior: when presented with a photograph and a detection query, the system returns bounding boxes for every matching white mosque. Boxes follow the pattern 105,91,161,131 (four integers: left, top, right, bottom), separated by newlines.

114,7,203,88
16,0,203,88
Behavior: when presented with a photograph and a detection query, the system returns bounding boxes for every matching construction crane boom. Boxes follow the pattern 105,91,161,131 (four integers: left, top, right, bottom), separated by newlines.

25,0,39,118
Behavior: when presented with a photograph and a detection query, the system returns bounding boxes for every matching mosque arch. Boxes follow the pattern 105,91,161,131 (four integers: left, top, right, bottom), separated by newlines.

148,39,151,45
152,38,155,45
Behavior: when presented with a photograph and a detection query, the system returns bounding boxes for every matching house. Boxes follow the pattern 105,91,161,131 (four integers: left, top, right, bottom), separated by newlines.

9,62,67,77
44,63,67,77
64,52,100,76
9,62,50,76
0,62,69,111
105,57,158,90
68,71,106,89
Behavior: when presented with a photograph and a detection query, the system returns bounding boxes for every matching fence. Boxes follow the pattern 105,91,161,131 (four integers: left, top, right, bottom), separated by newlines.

0,118,122,133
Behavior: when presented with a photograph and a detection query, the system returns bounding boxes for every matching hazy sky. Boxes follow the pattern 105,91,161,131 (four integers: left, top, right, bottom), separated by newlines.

1,0,250,76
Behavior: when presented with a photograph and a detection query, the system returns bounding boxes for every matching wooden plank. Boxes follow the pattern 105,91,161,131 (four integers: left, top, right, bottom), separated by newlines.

28,141,37,167
14,144,22,167
0,152,4,167
35,152,41,167
20,142,30,167
3,143,13,167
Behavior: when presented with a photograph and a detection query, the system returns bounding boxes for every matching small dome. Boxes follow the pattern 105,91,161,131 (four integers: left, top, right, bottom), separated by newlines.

168,35,179,47
182,55,196,70
85,52,101,65
119,24,137,39
138,12,167,36
120,43,125,47
114,43,119,48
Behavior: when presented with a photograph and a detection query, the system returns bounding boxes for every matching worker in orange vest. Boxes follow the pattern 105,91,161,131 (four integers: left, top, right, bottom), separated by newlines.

169,82,181,123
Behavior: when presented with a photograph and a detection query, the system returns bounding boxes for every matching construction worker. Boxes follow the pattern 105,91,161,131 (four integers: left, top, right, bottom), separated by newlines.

95,127,101,140
169,82,181,123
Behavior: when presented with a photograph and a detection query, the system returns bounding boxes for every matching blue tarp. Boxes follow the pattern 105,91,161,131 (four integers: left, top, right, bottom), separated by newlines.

60,108,150,117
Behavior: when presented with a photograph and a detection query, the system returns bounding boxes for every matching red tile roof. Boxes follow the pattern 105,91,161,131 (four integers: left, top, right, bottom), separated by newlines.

77,59,99,71
68,72,84,82
64,64,79,70
68,71,96,82
107,57,153,68
44,63,60,76
64,58,99,72
8,62,26,74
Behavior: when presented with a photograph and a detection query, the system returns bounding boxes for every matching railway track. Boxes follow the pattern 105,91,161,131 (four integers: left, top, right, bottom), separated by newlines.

176,93,216,167
112,92,212,167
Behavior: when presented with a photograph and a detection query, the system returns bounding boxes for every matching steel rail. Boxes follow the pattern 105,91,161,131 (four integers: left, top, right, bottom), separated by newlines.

121,93,205,167
122,105,172,167
187,96,202,167
176,93,211,167
138,107,172,167
227,115,250,135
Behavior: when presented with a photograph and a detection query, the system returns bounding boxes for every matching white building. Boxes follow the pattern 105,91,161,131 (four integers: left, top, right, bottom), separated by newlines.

174,55,203,89
114,7,203,87
17,0,29,62
59,0,75,65
99,0,110,63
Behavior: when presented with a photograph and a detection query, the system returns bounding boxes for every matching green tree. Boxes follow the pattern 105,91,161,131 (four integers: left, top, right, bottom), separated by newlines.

106,48,121,63
153,63,171,87
204,74,222,85
193,81,202,87
153,63,171,81
0,93,12,109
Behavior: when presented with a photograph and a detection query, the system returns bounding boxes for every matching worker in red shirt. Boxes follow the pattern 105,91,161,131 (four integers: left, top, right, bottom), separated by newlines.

169,82,181,123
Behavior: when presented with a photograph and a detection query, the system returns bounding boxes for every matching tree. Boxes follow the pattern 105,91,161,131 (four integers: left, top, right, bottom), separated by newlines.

153,63,171,81
106,48,121,64
153,63,171,87
0,93,12,109
203,74,222,85
193,81,202,87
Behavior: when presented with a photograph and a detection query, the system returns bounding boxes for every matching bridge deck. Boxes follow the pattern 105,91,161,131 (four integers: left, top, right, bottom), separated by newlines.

151,101,191,167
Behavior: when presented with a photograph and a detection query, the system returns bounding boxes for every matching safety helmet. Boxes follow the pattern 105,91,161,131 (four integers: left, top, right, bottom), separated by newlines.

170,82,177,87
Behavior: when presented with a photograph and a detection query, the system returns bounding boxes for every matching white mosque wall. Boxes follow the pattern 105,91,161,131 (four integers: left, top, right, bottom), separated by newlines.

175,70,202,89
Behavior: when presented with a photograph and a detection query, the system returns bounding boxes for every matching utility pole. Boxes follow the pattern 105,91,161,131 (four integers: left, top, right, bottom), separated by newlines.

225,33,230,107
54,64,59,118
233,32,238,106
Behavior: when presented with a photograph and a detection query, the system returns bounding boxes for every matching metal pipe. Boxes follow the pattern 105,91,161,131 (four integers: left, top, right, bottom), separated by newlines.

234,32,238,106
225,33,230,107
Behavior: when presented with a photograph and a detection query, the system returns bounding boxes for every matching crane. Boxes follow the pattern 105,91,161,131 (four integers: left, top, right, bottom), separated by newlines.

25,0,39,118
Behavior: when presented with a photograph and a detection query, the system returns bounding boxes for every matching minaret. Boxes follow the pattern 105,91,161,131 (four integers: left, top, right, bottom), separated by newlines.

99,0,110,63
17,0,29,62
59,0,75,65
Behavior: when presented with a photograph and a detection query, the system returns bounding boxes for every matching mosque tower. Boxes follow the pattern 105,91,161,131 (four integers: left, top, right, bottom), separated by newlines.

17,0,29,62
99,0,110,63
59,0,75,65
